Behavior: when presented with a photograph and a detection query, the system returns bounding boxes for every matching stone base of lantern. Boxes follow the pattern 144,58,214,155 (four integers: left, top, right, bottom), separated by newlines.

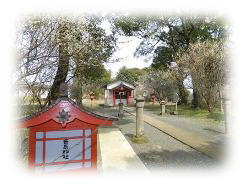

131,135,149,144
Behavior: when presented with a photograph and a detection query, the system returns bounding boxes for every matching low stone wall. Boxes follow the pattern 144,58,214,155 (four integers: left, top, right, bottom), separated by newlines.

97,126,149,173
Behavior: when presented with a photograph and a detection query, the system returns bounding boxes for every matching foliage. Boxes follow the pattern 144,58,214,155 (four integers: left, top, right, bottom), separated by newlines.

91,88,102,99
70,63,111,105
17,15,116,107
177,87,190,104
115,66,145,85
141,70,178,104
114,15,227,69
78,63,112,86
113,15,228,106
176,40,227,112
18,104,41,117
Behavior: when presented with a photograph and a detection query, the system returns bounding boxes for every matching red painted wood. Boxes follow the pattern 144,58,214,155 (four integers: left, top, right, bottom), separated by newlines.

28,129,35,168
126,90,132,104
35,159,85,166
19,98,114,172
113,90,115,105
19,99,112,128
91,128,97,168
29,120,98,168
111,86,134,105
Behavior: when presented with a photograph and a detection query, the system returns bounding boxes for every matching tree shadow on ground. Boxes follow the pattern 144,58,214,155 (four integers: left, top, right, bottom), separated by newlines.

136,148,221,170
98,128,226,172
122,131,227,170
195,138,228,161
103,146,222,173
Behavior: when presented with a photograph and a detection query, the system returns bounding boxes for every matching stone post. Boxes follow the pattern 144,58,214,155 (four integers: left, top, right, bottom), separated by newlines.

160,100,166,115
132,95,149,143
136,95,145,137
118,102,124,118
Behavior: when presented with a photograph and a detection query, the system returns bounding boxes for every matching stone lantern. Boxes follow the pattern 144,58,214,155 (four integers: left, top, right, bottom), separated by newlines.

132,95,149,144
160,100,166,115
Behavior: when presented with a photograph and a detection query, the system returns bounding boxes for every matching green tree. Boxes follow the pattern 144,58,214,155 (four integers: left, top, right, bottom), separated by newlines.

113,15,227,106
141,70,178,104
176,40,227,112
70,63,111,105
17,15,116,107
115,67,145,85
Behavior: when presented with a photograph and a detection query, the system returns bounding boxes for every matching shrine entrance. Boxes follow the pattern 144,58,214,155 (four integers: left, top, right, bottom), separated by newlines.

18,84,117,173
113,89,131,105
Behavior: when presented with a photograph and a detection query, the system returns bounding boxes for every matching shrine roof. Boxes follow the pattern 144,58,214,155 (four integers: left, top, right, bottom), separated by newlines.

103,80,135,90
18,97,118,128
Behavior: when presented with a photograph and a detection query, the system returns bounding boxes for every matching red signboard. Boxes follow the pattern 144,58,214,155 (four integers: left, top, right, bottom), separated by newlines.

18,97,116,173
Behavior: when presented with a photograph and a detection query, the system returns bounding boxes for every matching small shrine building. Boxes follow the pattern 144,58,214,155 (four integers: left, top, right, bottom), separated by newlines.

103,81,136,106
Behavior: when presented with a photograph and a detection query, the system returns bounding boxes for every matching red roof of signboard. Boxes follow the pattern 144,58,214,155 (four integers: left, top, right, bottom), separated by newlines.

18,97,117,128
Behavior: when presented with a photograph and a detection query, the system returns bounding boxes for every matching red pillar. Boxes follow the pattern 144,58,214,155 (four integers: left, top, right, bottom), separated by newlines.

113,90,115,105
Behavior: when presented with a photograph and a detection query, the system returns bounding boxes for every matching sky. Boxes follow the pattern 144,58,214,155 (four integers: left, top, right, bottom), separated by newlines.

104,35,194,90
104,36,152,77
100,20,152,78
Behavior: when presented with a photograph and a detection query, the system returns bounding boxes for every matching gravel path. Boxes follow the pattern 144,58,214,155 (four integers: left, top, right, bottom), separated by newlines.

96,107,219,171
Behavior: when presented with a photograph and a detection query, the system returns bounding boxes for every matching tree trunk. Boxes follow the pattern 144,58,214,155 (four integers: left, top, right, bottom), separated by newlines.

47,23,69,104
207,103,213,113
205,95,213,113
178,80,188,105
190,73,199,108
75,81,83,106
191,89,199,108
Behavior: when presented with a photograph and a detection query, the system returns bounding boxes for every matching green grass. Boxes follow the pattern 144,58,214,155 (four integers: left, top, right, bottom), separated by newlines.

176,105,224,121
144,102,224,124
